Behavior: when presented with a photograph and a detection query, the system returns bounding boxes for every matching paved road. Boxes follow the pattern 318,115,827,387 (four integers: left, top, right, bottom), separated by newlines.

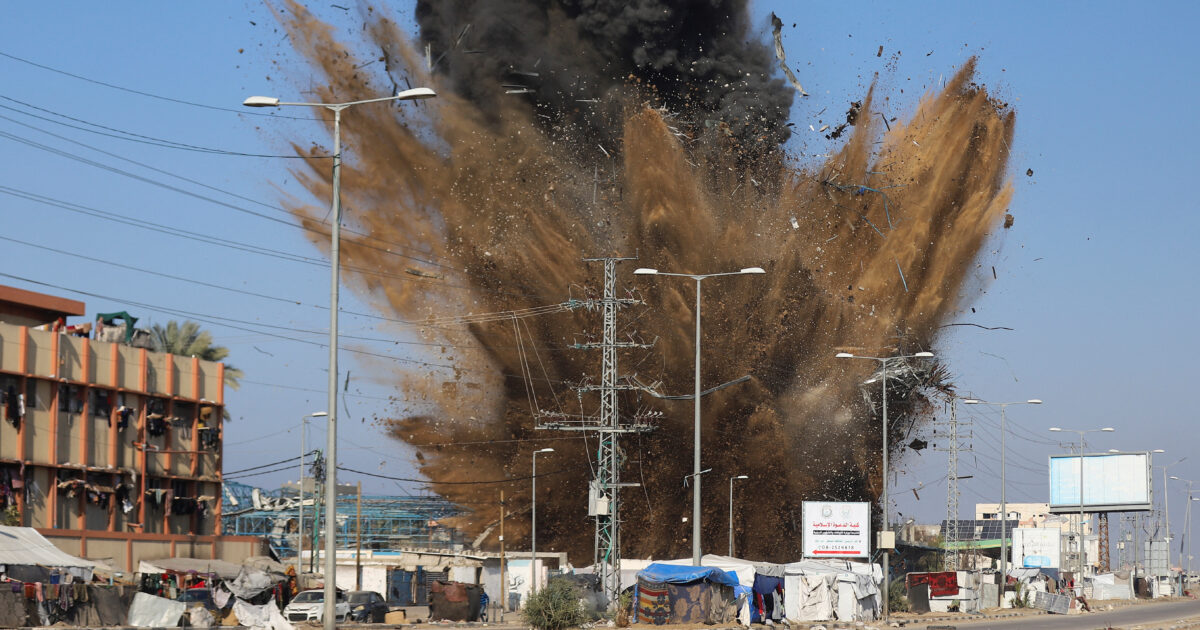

904,599,1200,629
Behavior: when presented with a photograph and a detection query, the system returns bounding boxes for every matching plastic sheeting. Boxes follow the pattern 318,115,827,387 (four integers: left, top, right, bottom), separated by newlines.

782,559,881,622
638,563,740,588
234,599,295,630
786,574,836,621
127,592,186,628
189,605,215,628
226,566,277,599
0,525,97,581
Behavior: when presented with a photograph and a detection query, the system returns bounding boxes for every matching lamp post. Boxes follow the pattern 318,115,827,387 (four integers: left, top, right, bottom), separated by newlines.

531,448,554,592
729,475,748,556
298,412,327,577
244,87,437,630
836,350,934,619
1170,476,1194,592
634,266,765,565
963,398,1041,606
1049,426,1115,578
1158,457,1188,581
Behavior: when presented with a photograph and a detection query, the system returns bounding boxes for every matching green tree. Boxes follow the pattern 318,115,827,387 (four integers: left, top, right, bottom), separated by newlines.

150,320,243,391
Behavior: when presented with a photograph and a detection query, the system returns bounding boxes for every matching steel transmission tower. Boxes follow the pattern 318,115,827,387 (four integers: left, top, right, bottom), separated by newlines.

536,256,656,606
933,397,972,570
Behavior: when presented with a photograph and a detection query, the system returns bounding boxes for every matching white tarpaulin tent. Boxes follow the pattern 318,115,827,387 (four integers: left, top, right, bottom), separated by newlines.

0,525,98,581
783,559,881,622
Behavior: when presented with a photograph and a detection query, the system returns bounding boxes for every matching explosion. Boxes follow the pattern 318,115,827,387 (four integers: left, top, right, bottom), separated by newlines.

271,0,1014,562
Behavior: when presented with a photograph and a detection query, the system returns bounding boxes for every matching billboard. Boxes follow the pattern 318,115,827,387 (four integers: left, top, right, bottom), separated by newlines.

1011,527,1061,569
802,501,870,558
1048,451,1152,513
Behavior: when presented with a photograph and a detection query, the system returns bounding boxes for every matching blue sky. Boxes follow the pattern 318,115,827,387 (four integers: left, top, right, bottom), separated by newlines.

2,1,1198,554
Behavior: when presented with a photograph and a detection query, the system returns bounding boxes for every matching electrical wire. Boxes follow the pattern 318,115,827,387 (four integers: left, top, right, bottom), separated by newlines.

225,451,317,476
0,116,473,276
0,95,326,158
0,50,318,120
337,464,567,485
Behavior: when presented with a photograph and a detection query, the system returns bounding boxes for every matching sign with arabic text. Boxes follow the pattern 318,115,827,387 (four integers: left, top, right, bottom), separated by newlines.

802,501,871,558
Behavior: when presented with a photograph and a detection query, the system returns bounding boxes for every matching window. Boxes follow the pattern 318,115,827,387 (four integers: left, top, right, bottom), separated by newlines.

92,389,113,418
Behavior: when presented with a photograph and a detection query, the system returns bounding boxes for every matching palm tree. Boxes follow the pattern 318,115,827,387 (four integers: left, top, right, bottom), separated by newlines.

150,320,243,391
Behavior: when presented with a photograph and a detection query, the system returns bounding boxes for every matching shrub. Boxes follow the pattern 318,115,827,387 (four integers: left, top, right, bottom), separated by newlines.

888,578,910,613
524,580,590,630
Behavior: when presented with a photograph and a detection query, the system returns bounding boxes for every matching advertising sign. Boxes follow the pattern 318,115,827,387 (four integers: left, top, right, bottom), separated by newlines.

1011,527,1061,569
1048,452,1152,513
802,501,870,558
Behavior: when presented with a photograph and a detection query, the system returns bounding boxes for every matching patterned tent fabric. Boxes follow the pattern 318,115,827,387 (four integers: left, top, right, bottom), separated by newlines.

636,578,670,625
663,582,735,624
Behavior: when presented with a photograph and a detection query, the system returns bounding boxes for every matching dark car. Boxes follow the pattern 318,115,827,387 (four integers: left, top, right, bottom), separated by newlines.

346,590,388,623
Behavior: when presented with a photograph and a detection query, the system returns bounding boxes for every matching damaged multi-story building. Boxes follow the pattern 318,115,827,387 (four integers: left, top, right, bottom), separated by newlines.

0,284,260,572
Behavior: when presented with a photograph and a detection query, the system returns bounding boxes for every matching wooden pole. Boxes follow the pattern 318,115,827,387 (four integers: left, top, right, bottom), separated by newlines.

500,491,506,622
355,481,363,590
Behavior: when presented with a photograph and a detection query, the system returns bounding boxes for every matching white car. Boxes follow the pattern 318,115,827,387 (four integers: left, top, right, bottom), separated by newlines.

284,590,350,624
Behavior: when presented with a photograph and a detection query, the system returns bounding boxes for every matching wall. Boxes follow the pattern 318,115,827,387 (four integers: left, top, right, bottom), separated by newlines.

39,529,263,574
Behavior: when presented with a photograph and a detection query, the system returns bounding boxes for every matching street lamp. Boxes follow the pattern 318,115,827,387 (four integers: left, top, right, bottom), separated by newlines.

1049,426,1115,577
298,411,327,577
634,266,764,565
1158,457,1188,581
729,475,749,556
963,398,1041,606
244,86,437,630
531,448,555,592
836,350,933,618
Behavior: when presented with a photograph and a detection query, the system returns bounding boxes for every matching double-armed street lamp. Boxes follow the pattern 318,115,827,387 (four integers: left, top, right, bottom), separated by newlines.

244,87,436,630
634,266,765,565
835,350,934,619
963,398,1041,606
1049,426,1115,577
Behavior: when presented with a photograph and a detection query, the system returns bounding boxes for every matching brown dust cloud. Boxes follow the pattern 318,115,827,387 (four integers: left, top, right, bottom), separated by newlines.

269,1,1015,563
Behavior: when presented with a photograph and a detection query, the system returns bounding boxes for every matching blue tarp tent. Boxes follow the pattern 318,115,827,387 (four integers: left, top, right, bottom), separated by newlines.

638,563,741,588
635,564,744,625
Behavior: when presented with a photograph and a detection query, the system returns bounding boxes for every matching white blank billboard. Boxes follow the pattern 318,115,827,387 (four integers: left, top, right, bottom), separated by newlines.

1048,452,1151,513
1012,527,1061,569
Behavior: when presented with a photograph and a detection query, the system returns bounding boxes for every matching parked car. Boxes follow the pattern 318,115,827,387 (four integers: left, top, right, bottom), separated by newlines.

283,589,350,623
346,591,389,622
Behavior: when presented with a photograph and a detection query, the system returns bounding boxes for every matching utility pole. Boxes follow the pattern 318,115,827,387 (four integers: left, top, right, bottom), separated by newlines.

933,397,973,571
536,256,656,607
1098,512,1111,572
355,482,363,590
499,491,506,622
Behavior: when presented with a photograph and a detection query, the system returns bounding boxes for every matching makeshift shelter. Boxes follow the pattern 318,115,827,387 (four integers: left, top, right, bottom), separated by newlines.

635,563,740,625
658,554,758,625
783,559,881,622
0,525,99,582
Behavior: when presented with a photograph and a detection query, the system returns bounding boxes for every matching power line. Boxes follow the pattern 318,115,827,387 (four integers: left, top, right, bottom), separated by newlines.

225,452,317,476
0,94,326,158
0,272,581,386
337,464,568,485
0,115,471,276
0,50,317,120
